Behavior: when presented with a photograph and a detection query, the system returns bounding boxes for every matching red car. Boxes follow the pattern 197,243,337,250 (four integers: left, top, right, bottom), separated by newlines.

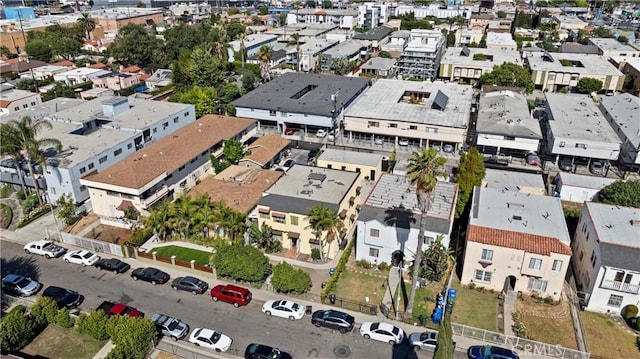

210,284,252,308
97,300,144,318
284,128,296,135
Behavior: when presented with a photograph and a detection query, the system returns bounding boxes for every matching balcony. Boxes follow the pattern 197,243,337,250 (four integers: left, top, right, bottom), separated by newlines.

141,185,169,208
600,280,640,294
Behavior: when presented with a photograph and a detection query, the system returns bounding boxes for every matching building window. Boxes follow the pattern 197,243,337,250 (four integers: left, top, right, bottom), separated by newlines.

290,216,298,225
529,258,542,270
273,216,285,224
607,294,623,308
426,127,438,133
559,141,566,147
504,136,515,141
590,252,597,267
259,212,268,219
424,236,434,246
99,156,108,164
474,269,492,283
552,260,563,272
388,123,397,128
369,248,379,257
367,121,379,128
280,112,288,117
370,228,380,237
14,107,19,111
575,143,587,149
481,249,493,262
528,278,548,293
173,117,179,123
269,110,277,116
80,185,87,192
114,149,122,156
127,143,133,150
162,122,169,129
184,111,190,117
79,167,86,174
153,128,158,133
88,163,94,170
409,125,417,130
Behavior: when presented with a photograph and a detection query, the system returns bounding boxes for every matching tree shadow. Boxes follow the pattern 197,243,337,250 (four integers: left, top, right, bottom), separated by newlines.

384,205,416,313
392,336,419,359
0,255,41,281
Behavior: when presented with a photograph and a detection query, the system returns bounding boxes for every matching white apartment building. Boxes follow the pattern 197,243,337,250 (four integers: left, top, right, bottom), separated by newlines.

588,38,640,58
456,28,484,47
599,94,640,172
439,47,522,82
53,68,112,86
227,34,278,62
395,4,471,20
357,2,389,29
0,85,42,117
19,64,69,81
398,29,446,81
297,39,339,72
485,32,517,51
287,8,358,30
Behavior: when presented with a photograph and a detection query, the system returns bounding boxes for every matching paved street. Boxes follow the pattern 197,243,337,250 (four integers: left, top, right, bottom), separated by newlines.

0,240,469,359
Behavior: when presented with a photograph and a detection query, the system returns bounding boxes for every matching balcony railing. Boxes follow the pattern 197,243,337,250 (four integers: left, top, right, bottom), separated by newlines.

141,186,169,208
600,280,640,294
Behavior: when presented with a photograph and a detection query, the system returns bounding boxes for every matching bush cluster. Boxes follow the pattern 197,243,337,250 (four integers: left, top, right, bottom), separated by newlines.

271,262,312,294
212,243,270,283
320,238,354,301
17,205,52,228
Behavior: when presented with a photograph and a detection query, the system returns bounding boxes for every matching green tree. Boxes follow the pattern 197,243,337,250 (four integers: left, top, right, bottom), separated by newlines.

142,200,172,241
29,296,59,327
0,124,28,195
222,139,246,164
271,261,312,294
617,35,628,43
0,306,37,351
577,77,603,94
226,22,247,41
24,39,53,62
496,10,507,18
307,204,344,261
454,148,485,218
0,45,10,56
228,7,240,15
433,310,454,359
211,243,270,282
288,33,302,71
78,13,96,39
55,307,76,328
109,24,159,66
57,193,78,225
105,315,157,359
330,57,353,75
379,51,392,59
249,222,282,252
27,24,83,60
256,45,273,81
405,148,447,316
591,27,614,38
171,86,217,117
596,180,640,208
76,309,110,340
42,82,77,101
258,6,269,15
479,62,534,93
189,48,224,86
420,235,452,282
163,24,203,61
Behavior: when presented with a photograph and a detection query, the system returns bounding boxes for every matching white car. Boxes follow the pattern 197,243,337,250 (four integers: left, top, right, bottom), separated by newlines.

262,299,306,320
360,322,404,344
316,129,327,138
63,250,100,267
188,328,232,352
398,138,409,146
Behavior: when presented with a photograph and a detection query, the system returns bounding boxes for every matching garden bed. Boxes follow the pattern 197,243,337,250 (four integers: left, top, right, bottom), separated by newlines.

21,324,106,359
85,224,134,245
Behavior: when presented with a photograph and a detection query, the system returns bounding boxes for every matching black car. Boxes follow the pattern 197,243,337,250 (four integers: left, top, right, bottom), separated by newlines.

42,286,84,309
311,309,355,333
558,158,573,172
94,258,131,274
245,344,292,359
171,276,209,295
307,149,318,162
131,267,170,285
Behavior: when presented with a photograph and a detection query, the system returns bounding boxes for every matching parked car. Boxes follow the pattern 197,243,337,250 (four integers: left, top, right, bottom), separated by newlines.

171,276,209,295
1,274,41,297
316,129,327,138
261,299,305,321
97,301,144,317
42,286,83,309
189,328,232,352
244,344,292,359
152,313,189,341
210,284,252,307
558,158,573,172
24,240,66,258
467,345,519,359
94,258,130,274
311,309,355,333
374,137,384,145
359,322,404,344
398,138,409,146
409,330,441,351
307,149,318,162
131,267,170,285
526,152,541,166
590,160,604,175
284,128,296,135
280,159,295,172
63,250,100,267
443,144,454,153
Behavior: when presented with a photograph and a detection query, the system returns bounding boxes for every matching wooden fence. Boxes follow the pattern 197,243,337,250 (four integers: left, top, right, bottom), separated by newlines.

135,249,215,275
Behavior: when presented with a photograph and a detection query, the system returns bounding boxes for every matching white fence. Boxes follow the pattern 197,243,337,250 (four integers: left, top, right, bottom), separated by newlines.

452,323,590,359
59,232,124,257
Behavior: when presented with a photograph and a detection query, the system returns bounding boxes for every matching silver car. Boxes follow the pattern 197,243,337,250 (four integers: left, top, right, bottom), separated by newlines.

2,274,41,297
152,313,189,340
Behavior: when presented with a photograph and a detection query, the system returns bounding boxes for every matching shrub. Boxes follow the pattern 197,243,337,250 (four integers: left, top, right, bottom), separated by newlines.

126,226,153,246
76,310,110,340
467,282,476,290
0,184,11,198
29,297,59,327
211,243,270,283
378,261,391,271
105,315,157,359
0,305,37,351
271,261,312,294
0,203,13,229
320,238,354,301
543,295,555,305
17,205,52,228
22,193,39,213
355,259,373,269
623,304,639,321
55,307,75,328
16,189,26,200
310,248,321,261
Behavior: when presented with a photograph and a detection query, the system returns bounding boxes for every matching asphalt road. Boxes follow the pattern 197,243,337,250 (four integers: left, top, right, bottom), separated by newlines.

0,240,467,359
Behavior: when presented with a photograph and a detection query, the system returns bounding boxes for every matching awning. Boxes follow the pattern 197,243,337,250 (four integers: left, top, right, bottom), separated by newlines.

356,186,362,194
350,214,356,221
116,200,135,211
356,204,362,210
349,196,356,204
258,207,270,214
309,238,321,245
272,230,283,235
339,209,347,219
134,85,148,92
287,232,300,239
272,212,286,218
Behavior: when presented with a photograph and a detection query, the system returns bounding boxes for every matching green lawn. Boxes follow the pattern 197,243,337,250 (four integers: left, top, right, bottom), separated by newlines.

582,311,640,359
450,278,498,331
22,324,105,359
517,299,577,349
149,245,213,265
334,269,386,305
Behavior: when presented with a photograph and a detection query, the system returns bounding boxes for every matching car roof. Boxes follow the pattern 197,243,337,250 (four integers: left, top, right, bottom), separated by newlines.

43,286,67,295
325,310,350,319
374,322,396,331
27,240,52,246
2,274,24,283
222,284,249,293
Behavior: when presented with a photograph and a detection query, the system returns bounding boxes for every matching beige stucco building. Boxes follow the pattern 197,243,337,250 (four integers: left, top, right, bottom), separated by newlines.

254,165,360,260
461,187,572,300
316,148,383,182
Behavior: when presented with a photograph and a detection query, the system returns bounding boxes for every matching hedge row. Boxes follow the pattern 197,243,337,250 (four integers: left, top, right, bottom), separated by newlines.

320,238,355,301
0,203,13,229
17,205,52,228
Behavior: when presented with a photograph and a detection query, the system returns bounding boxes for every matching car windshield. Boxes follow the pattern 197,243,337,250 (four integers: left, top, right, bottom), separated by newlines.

392,327,400,335
370,323,379,330
420,332,436,340
82,252,93,259
16,278,31,287
291,303,300,311
209,332,221,343
167,319,179,331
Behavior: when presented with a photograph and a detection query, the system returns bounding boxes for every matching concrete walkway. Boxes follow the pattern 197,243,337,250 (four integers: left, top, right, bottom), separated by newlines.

381,266,402,319
91,340,115,359
503,291,517,336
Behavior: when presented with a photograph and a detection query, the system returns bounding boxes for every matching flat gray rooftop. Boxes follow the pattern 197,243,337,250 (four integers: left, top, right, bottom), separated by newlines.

545,93,621,143
317,148,382,167
232,73,370,117
589,37,640,53
585,202,640,248
361,57,396,71
558,172,617,189
486,32,516,46
477,91,542,139
0,88,38,102
345,79,473,128
84,7,163,20
265,165,359,204
600,93,640,149
324,39,371,58
441,47,522,68
527,52,623,76
484,168,545,191
364,173,457,220
470,186,570,245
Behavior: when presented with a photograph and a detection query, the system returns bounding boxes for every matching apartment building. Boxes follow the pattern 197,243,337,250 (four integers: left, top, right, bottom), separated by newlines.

398,29,446,81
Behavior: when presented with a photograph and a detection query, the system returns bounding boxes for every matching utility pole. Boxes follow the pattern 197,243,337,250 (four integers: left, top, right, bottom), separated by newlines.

331,90,339,145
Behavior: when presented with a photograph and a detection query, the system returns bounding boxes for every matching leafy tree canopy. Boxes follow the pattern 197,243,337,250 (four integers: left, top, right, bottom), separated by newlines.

379,51,392,59
454,147,485,218
479,62,534,93
576,77,603,94
212,243,270,282
419,236,452,282
271,261,312,294
109,24,160,66
596,180,640,208
223,139,247,164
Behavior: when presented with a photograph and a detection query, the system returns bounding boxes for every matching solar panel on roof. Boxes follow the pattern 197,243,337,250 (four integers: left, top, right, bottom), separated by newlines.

432,90,449,111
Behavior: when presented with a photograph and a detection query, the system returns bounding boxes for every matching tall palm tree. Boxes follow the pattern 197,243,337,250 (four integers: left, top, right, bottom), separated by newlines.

405,148,447,317
6,116,62,205
0,124,28,195
143,200,172,241
256,45,273,82
191,194,216,238
287,33,302,72
307,205,343,261
78,13,96,40
174,195,197,239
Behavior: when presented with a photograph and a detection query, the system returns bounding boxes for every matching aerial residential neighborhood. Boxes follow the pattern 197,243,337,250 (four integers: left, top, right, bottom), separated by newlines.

0,1,639,359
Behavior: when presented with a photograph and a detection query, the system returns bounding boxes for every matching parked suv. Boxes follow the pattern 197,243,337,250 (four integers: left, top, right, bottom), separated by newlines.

151,313,189,341
210,284,252,307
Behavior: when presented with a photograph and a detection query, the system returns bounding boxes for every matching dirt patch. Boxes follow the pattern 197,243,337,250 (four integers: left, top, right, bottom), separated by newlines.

65,213,100,234
154,352,182,359
22,324,105,359
83,224,134,245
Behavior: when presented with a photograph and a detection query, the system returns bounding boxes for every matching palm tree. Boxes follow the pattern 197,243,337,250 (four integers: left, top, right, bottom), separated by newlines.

5,117,62,205
143,200,172,241
287,33,302,72
174,195,197,239
217,204,246,242
405,148,447,317
249,222,281,252
0,124,28,195
256,45,273,82
191,194,216,238
78,13,96,40
307,205,343,261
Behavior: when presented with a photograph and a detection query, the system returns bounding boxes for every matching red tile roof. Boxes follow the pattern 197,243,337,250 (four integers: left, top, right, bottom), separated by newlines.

468,225,572,256
52,60,75,67
121,65,142,73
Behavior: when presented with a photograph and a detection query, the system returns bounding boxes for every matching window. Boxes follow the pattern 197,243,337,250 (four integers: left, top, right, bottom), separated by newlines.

88,163,94,170
575,143,587,149
424,236,434,246
388,123,397,128
173,117,179,123
280,112,288,117
409,125,417,130
99,156,108,164
178,165,185,171
80,185,87,192
369,248,379,257
528,278,548,293
23,104,28,109
114,149,122,156
14,106,19,111
269,110,276,116
426,127,438,133
607,294,623,308
273,216,285,224
290,216,298,225
370,228,380,237
79,167,86,174
559,141,566,147
184,111,190,117
590,251,597,267
552,260,563,272
481,249,494,262
31,101,36,106
474,269,492,283
127,143,133,150
504,136,515,141
367,121,379,128
529,258,542,270
153,128,158,133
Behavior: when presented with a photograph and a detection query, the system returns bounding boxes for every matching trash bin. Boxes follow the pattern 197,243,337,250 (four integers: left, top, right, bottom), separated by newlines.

329,293,336,305
321,281,327,289
306,305,313,315
329,268,335,276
